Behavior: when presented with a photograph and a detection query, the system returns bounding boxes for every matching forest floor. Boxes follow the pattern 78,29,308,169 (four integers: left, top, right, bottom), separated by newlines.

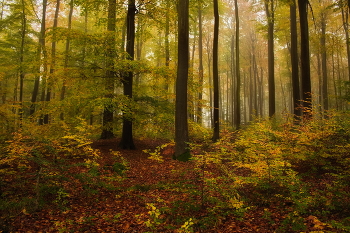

5,138,339,232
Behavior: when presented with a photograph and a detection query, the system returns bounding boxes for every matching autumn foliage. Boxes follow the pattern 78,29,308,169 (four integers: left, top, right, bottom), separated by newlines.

0,111,350,232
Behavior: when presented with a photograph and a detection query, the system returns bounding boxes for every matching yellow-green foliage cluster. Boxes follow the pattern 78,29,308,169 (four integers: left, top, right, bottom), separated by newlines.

202,111,350,221
0,119,100,176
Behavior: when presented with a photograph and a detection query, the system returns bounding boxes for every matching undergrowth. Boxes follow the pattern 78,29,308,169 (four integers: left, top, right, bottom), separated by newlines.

1,111,350,232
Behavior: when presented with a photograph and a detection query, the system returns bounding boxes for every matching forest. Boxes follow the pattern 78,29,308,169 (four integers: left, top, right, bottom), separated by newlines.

1,0,350,232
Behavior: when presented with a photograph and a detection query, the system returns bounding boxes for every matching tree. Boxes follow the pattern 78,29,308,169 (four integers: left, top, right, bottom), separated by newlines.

30,0,47,117
212,0,220,141
298,0,312,113
60,0,74,120
290,0,301,117
43,0,60,124
101,0,117,139
233,0,240,129
197,3,204,124
18,0,27,125
320,6,329,111
174,0,189,158
340,0,350,82
265,0,276,117
119,0,136,149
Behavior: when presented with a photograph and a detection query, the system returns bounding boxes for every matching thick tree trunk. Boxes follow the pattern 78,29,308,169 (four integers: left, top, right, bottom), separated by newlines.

174,0,189,158
119,0,136,149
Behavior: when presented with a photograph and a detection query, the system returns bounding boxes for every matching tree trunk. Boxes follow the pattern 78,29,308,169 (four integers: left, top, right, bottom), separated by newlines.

212,0,220,141
174,0,189,158
119,0,136,149
43,0,60,124
265,0,275,117
197,5,204,124
19,0,26,125
60,0,74,120
320,13,328,111
341,5,350,82
290,0,302,118
30,0,47,117
101,0,117,139
233,0,241,129
298,0,312,114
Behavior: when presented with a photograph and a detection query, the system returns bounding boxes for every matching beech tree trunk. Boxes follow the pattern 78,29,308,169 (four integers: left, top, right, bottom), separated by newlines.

119,0,136,149
290,0,302,117
298,0,312,114
101,0,117,139
197,5,204,124
341,4,350,82
212,0,220,141
60,0,74,120
43,0,60,124
320,13,328,111
233,0,241,129
30,0,47,117
265,0,275,117
19,0,26,125
174,0,189,158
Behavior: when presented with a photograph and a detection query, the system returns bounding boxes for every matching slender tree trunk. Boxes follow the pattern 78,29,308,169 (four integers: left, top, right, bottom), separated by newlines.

197,5,204,124
43,0,60,124
212,0,220,141
30,0,47,117
60,0,74,120
230,34,235,125
265,0,275,117
119,0,136,149
175,0,189,158
19,0,26,125
234,0,241,129
298,0,312,114
164,0,170,92
290,0,302,118
101,0,117,139
341,5,350,81
320,14,328,112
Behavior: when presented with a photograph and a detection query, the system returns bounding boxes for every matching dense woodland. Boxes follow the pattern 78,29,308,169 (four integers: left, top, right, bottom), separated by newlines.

1,0,350,232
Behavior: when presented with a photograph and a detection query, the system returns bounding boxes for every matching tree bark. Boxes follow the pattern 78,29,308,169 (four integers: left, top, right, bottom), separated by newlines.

233,0,241,129
265,0,275,117
119,0,136,149
30,0,47,117
174,0,189,158
298,0,312,114
197,5,204,124
60,0,74,120
320,13,328,111
212,0,220,141
341,4,350,82
19,0,26,125
43,0,60,124
101,0,117,139
290,0,302,118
